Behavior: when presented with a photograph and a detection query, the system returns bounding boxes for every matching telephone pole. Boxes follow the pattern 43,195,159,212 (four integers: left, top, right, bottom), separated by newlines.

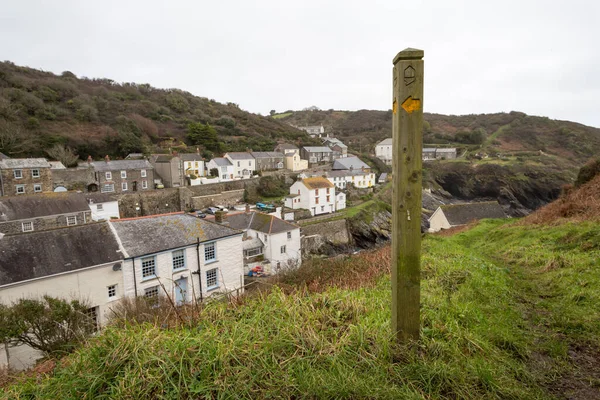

391,48,424,343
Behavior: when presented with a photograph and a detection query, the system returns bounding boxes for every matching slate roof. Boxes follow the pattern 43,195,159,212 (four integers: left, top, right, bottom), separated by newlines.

211,211,298,235
0,158,50,169
301,177,334,190
275,143,299,151
440,201,507,226
326,170,371,178
226,152,255,160
0,152,9,160
324,138,347,149
377,138,393,146
302,146,333,153
153,155,174,163
210,158,232,167
332,157,370,171
423,148,437,153
48,161,66,169
84,192,118,204
0,193,90,222
242,236,264,250
0,222,122,286
251,152,284,159
378,173,388,182
180,153,204,162
91,159,153,172
110,213,241,258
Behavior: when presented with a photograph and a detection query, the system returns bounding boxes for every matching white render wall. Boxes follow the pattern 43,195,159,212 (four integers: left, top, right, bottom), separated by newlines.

184,160,205,177
428,208,452,232
328,173,376,189
0,263,124,370
226,156,255,178
121,235,244,302
376,144,393,165
284,154,308,172
251,228,301,272
89,201,120,221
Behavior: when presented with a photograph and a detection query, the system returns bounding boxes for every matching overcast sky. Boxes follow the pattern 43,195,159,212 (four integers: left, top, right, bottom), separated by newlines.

1,0,599,127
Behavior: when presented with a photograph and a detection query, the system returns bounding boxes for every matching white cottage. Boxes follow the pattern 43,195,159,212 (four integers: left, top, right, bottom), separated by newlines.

224,152,256,179
285,177,335,216
206,158,234,182
85,193,120,221
375,138,393,165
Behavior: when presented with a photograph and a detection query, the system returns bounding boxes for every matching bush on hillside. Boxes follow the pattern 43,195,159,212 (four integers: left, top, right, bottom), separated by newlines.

575,158,600,187
257,176,288,198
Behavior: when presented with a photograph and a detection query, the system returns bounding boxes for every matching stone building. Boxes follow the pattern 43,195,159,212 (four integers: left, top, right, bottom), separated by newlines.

0,193,92,234
90,157,154,193
0,158,52,196
150,154,185,188
251,152,284,171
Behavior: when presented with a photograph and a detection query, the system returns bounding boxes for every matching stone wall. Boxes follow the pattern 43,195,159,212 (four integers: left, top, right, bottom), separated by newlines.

118,188,181,218
0,210,93,234
191,189,245,210
301,219,351,245
1,167,53,196
51,168,95,191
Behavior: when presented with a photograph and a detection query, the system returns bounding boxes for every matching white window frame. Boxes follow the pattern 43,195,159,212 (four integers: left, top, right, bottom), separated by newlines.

120,170,127,179
121,182,128,191
31,169,40,178
16,185,25,194
172,249,186,270
280,245,286,254
102,183,115,193
14,169,22,179
96,203,104,211
141,256,156,279
66,215,77,226
105,171,112,180
204,242,216,263
141,169,147,178
22,221,33,232
142,180,148,189
244,247,263,257
287,231,292,240
107,284,117,299
34,184,42,193
206,268,218,290
144,285,159,298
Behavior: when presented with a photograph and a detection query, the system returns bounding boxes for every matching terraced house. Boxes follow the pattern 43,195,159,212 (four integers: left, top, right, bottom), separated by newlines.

0,158,52,196
90,157,154,193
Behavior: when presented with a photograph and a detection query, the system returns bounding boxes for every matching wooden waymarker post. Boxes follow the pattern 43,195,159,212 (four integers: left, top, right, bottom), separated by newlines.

391,48,424,343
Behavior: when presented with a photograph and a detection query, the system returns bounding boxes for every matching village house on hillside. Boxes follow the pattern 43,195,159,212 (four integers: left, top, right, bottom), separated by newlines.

207,209,301,274
89,157,154,193
0,158,53,196
206,158,234,181
85,192,120,221
275,144,307,171
0,223,123,370
150,154,185,188
274,143,299,156
285,177,336,216
297,125,325,139
428,201,507,232
109,213,244,303
224,152,256,179
300,146,333,164
323,138,348,159
332,156,371,172
423,147,458,160
251,152,284,171
0,193,92,234
326,170,375,189
375,138,393,165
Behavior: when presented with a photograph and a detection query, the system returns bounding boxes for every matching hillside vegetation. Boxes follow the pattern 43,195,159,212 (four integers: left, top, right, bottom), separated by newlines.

0,61,318,160
3,212,599,398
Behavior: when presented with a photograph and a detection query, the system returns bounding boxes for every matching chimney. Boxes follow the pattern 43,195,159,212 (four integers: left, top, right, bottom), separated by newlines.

196,147,200,155
172,150,178,157
245,204,250,214
215,210,228,225
104,155,110,163
87,155,93,164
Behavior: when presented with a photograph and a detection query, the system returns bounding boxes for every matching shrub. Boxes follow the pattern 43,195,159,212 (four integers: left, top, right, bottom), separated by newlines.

575,158,600,187
257,176,287,198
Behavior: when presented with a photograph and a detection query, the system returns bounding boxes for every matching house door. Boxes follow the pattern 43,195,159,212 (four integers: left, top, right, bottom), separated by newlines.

174,277,188,305
132,181,138,192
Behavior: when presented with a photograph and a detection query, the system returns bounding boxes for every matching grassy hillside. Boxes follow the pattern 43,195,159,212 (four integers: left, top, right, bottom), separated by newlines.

3,214,599,398
0,61,318,160
276,109,600,167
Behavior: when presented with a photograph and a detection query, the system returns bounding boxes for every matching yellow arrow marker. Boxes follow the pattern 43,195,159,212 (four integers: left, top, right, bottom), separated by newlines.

392,99,398,114
401,96,421,114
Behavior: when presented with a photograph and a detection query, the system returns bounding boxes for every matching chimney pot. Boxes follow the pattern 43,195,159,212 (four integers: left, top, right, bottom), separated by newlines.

87,155,93,164
245,204,250,214
104,155,110,163
196,147,200,155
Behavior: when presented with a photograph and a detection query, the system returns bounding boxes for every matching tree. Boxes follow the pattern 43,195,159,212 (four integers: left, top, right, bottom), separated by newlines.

187,123,222,153
46,144,80,167
7,296,95,355
0,304,18,367
209,168,218,177
270,110,276,116
257,176,287,198
0,120,32,156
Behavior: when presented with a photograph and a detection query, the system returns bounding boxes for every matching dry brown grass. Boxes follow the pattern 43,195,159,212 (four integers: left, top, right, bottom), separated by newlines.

521,175,600,225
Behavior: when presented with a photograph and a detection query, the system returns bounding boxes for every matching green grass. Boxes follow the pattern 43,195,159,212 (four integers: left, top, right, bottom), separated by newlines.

271,112,293,119
3,220,599,399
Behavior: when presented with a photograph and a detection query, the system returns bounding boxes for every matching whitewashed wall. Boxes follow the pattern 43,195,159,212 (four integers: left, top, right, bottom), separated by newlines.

89,201,120,221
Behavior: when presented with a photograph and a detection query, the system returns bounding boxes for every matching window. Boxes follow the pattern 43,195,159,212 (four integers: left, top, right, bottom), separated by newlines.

144,286,159,298
85,307,99,331
315,189,318,195
237,161,240,167
34,184,42,193
327,196,330,202
280,245,286,254
32,169,40,178
102,184,115,193
22,221,33,232
264,234,268,241
287,232,292,240
315,197,319,204
141,169,147,177
204,242,216,262
97,203,104,211
66,216,77,226
142,180,148,189
326,188,330,194
206,268,218,289
248,161,251,166
16,185,25,194
244,247,263,257
172,249,186,270
108,285,117,299
14,169,22,179
141,256,156,278
121,170,127,179
122,182,128,191
321,206,325,212
105,171,112,180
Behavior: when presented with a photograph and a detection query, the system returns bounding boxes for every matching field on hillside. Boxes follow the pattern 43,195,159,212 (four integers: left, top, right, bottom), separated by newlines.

3,218,599,399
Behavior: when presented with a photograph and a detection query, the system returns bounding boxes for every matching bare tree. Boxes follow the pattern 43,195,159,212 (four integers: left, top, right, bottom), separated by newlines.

0,120,29,156
46,144,79,167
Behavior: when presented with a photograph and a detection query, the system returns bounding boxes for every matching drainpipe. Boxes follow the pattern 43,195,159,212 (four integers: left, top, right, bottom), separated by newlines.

194,238,204,302
132,257,138,296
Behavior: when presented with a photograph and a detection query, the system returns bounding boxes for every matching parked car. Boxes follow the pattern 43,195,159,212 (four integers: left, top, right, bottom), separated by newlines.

215,205,229,212
195,211,207,218
206,207,219,215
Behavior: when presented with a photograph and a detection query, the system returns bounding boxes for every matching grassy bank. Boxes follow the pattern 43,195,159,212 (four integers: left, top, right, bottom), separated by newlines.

3,220,599,399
